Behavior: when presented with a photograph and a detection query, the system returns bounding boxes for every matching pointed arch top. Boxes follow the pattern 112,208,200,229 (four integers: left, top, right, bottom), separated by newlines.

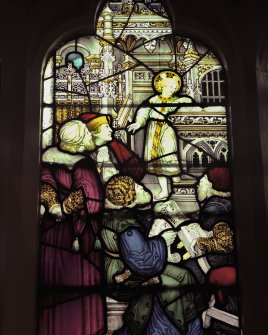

37,1,243,335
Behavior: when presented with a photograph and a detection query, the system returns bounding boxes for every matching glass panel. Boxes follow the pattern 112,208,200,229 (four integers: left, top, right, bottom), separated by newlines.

41,128,53,149
38,1,241,335
43,57,53,79
43,78,54,104
42,107,53,130
214,80,219,95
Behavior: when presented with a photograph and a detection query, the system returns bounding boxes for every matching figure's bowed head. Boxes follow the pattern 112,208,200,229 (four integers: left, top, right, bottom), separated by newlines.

105,175,152,209
59,120,95,153
196,165,231,203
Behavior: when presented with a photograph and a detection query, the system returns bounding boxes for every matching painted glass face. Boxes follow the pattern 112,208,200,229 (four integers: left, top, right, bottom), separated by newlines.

161,78,178,96
197,175,212,202
96,123,113,143
39,1,240,335
134,182,152,205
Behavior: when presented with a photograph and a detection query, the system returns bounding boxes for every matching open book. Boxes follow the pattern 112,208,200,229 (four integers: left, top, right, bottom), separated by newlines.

178,222,211,257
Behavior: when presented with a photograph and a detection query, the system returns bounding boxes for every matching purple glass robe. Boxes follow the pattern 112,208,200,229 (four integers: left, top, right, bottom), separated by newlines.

38,158,105,335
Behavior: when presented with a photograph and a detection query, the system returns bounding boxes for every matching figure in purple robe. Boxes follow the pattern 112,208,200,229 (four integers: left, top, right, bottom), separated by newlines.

38,120,106,335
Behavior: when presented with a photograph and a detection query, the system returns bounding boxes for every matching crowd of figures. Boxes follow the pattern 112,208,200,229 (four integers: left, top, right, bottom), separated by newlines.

38,71,239,335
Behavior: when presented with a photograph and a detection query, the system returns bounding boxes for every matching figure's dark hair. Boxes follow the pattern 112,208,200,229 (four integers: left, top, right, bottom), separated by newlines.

207,166,230,192
105,175,136,206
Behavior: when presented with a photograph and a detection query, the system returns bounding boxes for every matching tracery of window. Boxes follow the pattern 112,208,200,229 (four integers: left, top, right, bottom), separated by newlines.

201,69,225,104
38,1,241,335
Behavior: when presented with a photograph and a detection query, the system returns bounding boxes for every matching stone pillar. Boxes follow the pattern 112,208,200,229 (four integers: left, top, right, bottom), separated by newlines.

99,43,116,115
102,5,115,44
99,5,117,115
122,55,136,150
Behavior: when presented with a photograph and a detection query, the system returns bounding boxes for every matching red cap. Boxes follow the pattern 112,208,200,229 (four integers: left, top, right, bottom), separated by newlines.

207,167,230,192
80,113,112,131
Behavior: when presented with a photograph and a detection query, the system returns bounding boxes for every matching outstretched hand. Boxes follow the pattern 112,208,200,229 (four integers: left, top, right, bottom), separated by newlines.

127,123,140,133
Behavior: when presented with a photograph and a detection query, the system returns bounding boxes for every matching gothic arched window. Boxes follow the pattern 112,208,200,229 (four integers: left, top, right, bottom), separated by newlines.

38,1,241,334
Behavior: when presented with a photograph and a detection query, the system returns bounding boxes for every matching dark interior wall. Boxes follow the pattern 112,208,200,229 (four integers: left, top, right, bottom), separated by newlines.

0,0,268,334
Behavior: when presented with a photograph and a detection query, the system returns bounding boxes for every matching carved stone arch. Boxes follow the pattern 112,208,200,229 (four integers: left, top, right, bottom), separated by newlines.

199,65,222,83
185,139,214,156
182,139,215,168
214,140,228,161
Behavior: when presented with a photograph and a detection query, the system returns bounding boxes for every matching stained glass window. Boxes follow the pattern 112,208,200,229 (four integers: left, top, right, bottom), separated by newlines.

38,1,241,334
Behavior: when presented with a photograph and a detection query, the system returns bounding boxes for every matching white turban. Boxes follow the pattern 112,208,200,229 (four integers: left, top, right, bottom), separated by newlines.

59,120,88,146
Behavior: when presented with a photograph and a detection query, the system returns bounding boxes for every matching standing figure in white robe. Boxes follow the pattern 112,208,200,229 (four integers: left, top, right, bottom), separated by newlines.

128,70,192,200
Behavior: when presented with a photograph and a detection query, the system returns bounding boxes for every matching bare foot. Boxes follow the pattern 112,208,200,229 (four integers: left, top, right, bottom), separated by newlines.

153,192,169,201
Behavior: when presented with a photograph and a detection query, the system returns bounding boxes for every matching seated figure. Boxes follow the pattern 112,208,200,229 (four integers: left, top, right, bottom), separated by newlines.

194,165,239,334
101,175,205,335
149,199,190,263
195,166,234,261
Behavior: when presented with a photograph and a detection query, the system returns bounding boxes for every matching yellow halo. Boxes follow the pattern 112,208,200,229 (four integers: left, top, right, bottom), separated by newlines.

153,70,182,94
